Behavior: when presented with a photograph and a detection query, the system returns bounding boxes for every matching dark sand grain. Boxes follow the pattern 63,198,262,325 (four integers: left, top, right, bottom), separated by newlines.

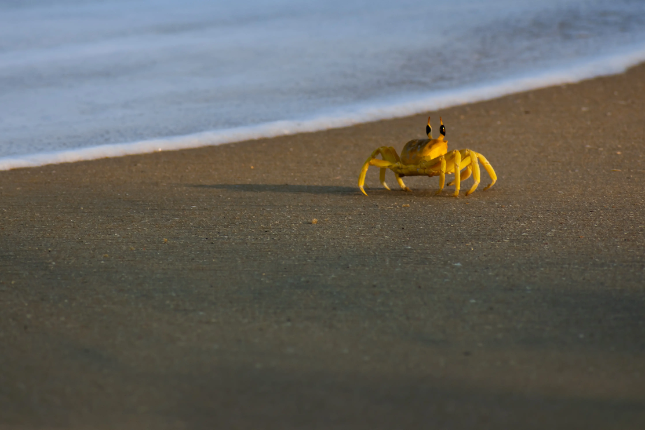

1,64,644,429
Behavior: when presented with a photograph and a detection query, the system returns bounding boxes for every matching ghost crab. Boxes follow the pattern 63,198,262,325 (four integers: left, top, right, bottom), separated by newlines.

358,116,497,196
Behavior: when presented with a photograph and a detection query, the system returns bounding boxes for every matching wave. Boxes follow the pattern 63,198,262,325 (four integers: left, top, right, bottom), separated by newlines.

2,42,644,171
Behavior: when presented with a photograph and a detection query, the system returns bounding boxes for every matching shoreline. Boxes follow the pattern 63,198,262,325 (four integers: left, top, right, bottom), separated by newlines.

3,47,645,171
1,62,644,428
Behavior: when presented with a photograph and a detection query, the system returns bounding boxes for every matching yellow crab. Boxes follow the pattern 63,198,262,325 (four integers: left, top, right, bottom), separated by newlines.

358,117,497,196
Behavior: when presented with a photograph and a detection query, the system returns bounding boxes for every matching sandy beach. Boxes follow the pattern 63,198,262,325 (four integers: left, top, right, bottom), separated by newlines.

1,63,644,429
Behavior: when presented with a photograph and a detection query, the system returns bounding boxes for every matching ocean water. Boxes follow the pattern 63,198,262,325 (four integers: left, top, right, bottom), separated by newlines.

1,0,644,169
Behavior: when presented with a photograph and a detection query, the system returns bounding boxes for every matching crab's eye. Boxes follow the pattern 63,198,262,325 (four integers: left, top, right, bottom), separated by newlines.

440,124,446,136
426,124,431,135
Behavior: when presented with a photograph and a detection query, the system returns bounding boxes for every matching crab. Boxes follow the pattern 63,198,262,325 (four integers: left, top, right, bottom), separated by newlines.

358,116,497,196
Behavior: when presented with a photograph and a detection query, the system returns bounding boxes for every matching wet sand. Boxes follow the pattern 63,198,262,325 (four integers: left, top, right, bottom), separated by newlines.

1,64,644,429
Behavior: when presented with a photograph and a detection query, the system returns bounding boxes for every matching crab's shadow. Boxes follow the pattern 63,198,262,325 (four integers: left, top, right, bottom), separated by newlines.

185,183,358,195
184,183,471,198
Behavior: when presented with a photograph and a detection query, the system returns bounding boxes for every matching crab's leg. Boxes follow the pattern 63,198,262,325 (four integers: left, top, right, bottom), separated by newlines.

435,155,446,195
359,159,393,195
395,174,411,192
466,150,481,196
476,152,497,191
448,165,472,186
388,147,401,161
358,147,400,196
383,146,409,191
378,147,401,191
359,148,385,196
379,168,390,190
452,150,462,197
358,158,372,196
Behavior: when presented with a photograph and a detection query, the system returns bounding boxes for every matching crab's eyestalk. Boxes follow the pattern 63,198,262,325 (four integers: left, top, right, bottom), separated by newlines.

440,117,446,137
426,116,432,138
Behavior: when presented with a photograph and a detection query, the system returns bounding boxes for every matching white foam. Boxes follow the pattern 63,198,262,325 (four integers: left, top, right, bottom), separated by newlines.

2,43,643,172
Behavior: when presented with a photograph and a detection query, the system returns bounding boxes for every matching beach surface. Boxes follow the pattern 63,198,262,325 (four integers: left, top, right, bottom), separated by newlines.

1,64,644,429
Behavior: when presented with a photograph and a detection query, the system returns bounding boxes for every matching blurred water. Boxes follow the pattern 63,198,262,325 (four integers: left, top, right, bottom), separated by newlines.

1,0,644,168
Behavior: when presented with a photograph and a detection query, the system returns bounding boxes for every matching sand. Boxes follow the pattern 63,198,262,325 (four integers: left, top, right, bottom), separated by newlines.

1,64,644,429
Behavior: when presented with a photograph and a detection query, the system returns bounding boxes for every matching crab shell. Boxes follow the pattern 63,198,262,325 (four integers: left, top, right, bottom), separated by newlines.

400,137,448,166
